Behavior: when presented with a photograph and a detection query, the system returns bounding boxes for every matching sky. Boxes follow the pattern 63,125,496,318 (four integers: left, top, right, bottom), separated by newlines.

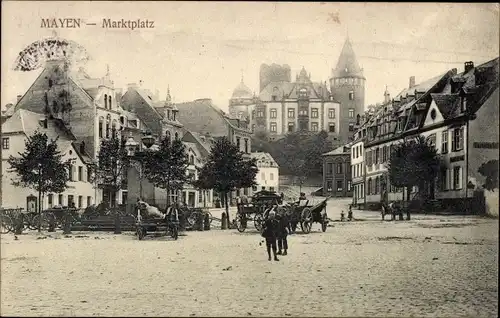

1,1,499,112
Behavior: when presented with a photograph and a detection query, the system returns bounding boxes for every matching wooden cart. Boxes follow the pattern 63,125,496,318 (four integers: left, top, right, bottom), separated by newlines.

235,190,281,233
288,198,329,234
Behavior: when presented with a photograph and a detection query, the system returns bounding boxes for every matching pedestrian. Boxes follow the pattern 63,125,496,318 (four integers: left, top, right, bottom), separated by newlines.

276,208,289,256
261,210,279,261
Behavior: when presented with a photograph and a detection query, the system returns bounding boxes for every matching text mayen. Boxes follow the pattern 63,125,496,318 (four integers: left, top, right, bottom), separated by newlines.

102,19,155,30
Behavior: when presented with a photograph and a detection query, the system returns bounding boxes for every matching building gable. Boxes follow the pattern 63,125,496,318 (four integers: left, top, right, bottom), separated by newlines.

423,100,445,127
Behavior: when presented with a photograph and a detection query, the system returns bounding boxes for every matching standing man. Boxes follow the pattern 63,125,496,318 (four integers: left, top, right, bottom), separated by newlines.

261,210,279,261
276,207,289,255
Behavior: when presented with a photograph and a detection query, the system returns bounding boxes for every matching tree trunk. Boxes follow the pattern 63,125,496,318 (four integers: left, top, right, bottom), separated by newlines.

112,188,121,234
224,192,230,225
166,181,171,208
38,189,42,232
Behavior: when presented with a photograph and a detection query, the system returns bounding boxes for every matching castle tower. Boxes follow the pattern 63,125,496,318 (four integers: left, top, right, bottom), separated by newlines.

330,37,365,142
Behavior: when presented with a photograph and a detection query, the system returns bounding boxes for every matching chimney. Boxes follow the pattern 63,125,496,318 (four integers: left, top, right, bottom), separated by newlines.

16,95,22,103
464,61,474,73
409,76,416,89
80,141,86,154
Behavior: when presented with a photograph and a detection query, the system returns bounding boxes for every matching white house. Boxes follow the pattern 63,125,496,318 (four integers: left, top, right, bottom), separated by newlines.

1,109,95,211
250,152,279,192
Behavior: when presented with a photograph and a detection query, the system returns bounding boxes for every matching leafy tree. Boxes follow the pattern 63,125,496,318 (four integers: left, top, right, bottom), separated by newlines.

93,137,128,233
478,160,499,191
194,137,258,223
7,131,72,231
141,137,189,206
387,135,442,201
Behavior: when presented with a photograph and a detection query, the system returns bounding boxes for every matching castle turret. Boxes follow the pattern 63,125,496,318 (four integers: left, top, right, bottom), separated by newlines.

330,37,365,143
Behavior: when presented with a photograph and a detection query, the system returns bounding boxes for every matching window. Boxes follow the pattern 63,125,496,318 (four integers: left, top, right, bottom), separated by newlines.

87,196,92,207
328,108,336,119
367,178,372,194
311,122,318,132
348,109,355,118
78,166,83,181
375,148,380,164
244,139,249,153
272,95,277,101
2,137,9,150
270,109,277,119
336,180,343,192
441,130,448,154
299,109,307,116
326,181,333,192
78,196,83,208
288,122,294,132
67,195,74,207
359,147,363,156
270,122,277,132
453,166,462,190
109,96,112,109
68,164,74,181
347,181,352,191
311,108,318,118
58,194,64,206
440,168,448,191
48,194,53,208
461,97,466,112
349,123,355,131
328,123,336,133
452,127,464,151
257,111,264,117
375,177,380,194
106,123,110,138
288,109,295,118
336,163,343,174
327,163,333,175
189,155,195,165
349,90,354,100
252,110,255,119
104,94,108,108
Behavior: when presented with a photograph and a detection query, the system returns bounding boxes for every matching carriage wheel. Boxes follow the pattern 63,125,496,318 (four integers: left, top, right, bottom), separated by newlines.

137,226,145,240
321,214,328,232
1,215,13,234
187,212,197,228
206,211,213,224
300,207,312,234
236,214,247,233
31,214,51,231
254,214,264,232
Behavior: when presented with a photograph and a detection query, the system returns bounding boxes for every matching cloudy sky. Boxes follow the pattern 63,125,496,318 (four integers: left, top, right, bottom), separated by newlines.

1,1,499,111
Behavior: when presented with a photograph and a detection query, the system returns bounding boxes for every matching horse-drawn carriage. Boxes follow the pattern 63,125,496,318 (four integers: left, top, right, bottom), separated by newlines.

235,190,281,233
235,191,330,234
135,202,179,240
286,198,329,234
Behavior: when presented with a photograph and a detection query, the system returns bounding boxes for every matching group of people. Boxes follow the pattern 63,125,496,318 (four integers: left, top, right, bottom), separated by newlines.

261,207,289,261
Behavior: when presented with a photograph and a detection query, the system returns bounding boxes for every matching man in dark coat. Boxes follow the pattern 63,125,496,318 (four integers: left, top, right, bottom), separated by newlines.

261,210,279,261
276,208,289,255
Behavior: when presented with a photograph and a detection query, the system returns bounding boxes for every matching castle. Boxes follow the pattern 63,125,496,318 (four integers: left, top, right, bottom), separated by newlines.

228,37,365,143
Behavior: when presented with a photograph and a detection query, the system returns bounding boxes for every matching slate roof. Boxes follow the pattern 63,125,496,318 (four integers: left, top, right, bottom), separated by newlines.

249,152,279,167
332,37,364,79
430,93,460,119
259,79,331,101
175,98,250,137
322,144,351,156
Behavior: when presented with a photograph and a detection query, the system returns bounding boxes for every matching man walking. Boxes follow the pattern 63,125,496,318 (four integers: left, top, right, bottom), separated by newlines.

261,210,279,261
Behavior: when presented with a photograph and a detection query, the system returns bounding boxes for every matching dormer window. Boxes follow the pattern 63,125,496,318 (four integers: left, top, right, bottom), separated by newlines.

461,96,467,112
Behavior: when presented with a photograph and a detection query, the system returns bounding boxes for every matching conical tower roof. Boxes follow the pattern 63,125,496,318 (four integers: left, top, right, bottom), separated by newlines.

332,37,364,79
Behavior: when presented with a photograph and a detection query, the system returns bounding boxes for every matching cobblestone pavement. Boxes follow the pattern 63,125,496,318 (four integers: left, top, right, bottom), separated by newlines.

1,211,498,317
